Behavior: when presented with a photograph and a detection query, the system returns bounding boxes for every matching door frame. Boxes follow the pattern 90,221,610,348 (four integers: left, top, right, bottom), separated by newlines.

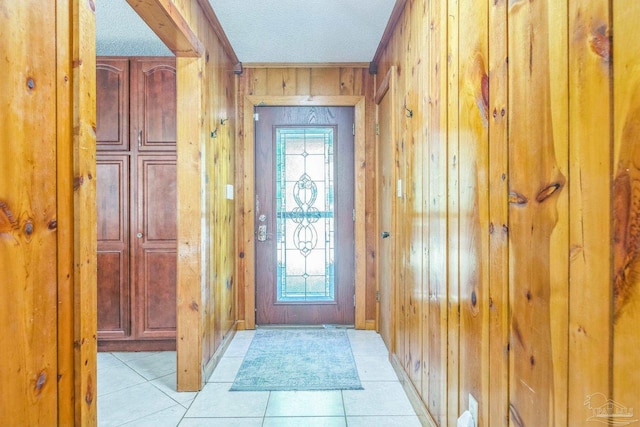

374,66,397,353
241,95,366,329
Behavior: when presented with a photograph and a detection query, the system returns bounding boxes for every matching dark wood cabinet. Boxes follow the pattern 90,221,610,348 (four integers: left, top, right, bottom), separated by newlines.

97,57,177,351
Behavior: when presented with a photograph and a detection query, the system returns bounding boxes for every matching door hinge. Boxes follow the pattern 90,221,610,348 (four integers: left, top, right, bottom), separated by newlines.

376,291,380,302
352,123,355,135
353,209,356,221
354,294,356,307
375,123,380,135
254,113,259,121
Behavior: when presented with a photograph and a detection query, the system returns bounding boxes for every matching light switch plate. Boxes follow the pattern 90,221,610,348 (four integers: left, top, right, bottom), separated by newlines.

469,393,478,427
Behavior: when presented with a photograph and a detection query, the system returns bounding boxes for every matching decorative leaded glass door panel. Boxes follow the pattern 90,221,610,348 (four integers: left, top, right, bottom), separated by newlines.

255,107,355,325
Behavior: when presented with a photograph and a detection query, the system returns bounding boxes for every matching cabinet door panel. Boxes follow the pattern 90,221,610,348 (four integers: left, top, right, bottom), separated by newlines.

143,251,177,333
131,59,176,151
97,155,130,339
135,155,177,339
97,252,129,337
96,59,129,150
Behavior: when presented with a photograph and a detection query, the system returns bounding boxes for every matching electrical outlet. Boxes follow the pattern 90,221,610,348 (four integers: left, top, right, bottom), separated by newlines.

469,393,478,427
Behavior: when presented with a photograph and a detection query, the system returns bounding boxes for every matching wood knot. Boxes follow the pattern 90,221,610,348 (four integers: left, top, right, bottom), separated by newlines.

24,221,34,236
509,403,525,427
0,200,18,233
74,175,85,190
536,182,563,203
508,191,528,205
471,290,477,306
48,219,57,230
85,374,94,405
26,77,36,90
190,301,199,311
35,371,47,395
481,73,489,114
590,24,610,62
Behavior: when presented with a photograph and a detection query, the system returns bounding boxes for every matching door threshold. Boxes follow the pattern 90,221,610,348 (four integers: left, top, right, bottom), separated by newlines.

255,324,355,330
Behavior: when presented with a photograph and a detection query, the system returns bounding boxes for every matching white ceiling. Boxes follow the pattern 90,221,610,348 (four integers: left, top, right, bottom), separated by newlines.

96,0,396,63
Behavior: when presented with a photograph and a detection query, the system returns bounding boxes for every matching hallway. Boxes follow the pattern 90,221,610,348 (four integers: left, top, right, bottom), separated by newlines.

97,330,421,426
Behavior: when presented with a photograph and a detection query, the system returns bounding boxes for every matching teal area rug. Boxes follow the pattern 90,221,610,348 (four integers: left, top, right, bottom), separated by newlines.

230,328,363,391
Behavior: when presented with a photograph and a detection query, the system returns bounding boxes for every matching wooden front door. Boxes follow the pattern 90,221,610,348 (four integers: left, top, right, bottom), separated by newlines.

255,106,355,325
96,57,177,350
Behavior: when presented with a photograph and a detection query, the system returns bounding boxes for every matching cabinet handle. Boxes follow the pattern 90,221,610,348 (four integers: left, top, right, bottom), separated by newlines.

138,129,142,147
136,232,143,238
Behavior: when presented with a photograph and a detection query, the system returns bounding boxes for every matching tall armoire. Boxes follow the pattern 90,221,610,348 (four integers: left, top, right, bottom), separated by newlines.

96,57,177,351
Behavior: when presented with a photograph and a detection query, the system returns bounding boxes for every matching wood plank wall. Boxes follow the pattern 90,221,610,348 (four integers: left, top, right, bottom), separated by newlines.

1,1,97,425
172,0,237,390
235,67,378,328
376,0,638,425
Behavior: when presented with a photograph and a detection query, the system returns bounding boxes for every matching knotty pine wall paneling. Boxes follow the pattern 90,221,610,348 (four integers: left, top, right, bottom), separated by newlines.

374,0,635,425
458,0,490,424
613,0,640,412
426,0,449,423
567,1,612,423
487,0,509,424
508,0,570,424
548,2,570,426
1,1,96,425
173,0,237,391
1,2,60,424
445,0,461,423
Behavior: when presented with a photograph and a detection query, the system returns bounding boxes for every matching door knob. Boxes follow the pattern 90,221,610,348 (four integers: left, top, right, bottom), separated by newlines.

381,231,390,238
136,232,143,238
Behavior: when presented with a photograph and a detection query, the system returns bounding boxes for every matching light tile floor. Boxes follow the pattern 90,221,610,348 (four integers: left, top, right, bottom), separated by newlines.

98,329,422,426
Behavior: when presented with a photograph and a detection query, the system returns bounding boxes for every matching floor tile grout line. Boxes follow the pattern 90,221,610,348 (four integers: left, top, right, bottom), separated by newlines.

146,371,195,408
96,373,152,399
261,391,272,427
115,402,185,427
99,331,415,426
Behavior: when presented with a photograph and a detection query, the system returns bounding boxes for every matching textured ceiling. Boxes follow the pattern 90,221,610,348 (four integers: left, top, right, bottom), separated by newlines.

208,0,396,63
96,0,396,63
96,0,172,57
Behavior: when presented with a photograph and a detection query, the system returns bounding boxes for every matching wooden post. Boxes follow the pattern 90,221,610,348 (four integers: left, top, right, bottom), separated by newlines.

176,56,204,391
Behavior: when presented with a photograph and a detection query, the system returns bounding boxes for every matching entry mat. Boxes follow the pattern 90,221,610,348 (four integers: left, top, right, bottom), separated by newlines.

230,328,363,391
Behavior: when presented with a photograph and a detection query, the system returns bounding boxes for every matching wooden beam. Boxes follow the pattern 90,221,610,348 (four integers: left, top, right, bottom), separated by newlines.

176,56,204,391
72,0,98,423
196,0,239,64
126,0,203,57
244,62,370,69
369,0,408,73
